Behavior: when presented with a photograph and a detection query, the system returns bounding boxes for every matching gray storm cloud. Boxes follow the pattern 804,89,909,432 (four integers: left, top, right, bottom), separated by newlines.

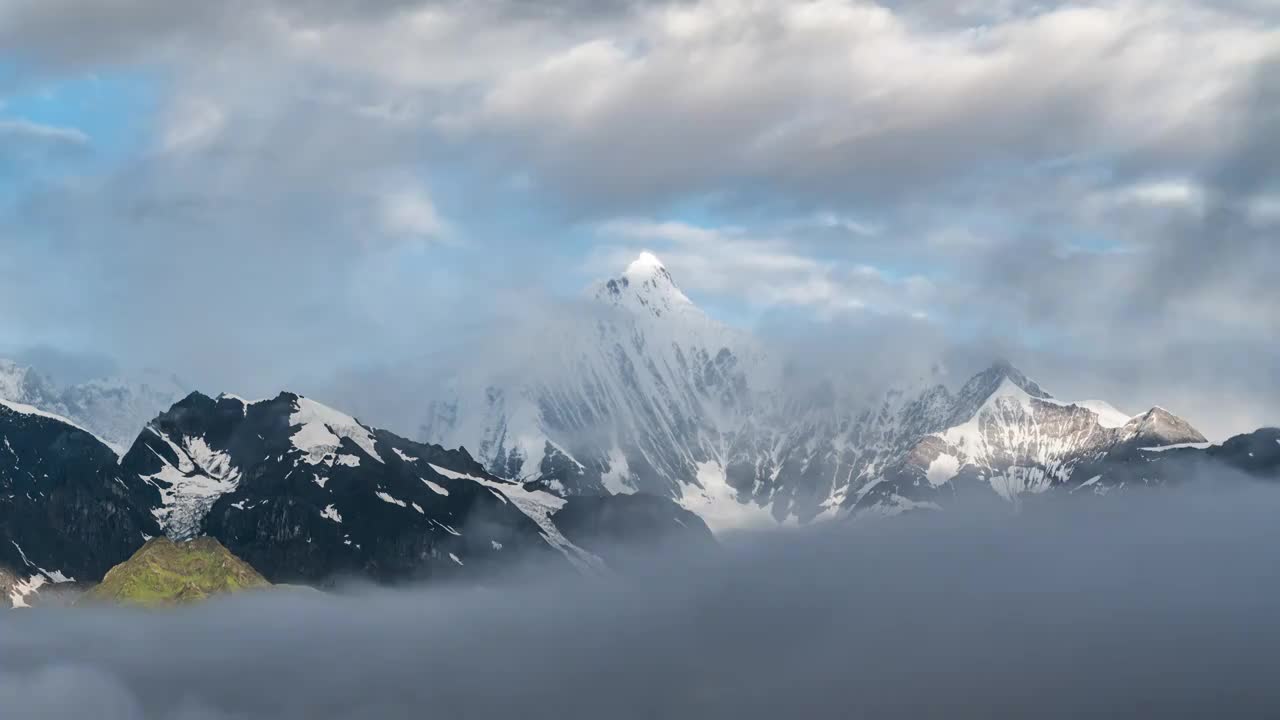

4,482,1280,719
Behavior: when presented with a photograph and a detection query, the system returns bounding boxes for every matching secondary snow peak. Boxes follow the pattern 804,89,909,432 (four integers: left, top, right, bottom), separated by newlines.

1122,406,1206,445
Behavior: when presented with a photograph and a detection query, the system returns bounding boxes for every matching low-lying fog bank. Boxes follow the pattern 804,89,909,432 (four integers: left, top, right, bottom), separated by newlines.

4,484,1279,719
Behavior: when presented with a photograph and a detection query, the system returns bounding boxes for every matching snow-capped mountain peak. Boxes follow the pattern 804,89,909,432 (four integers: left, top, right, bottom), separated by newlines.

948,361,1051,421
422,257,1218,528
1120,406,1206,445
3,385,713,604
623,251,677,287
597,251,694,317
289,394,385,466
849,363,1211,512
422,252,766,528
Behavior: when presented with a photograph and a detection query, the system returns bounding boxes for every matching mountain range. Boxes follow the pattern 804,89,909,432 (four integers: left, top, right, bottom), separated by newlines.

1,253,1276,608
0,390,711,607
420,253,1278,525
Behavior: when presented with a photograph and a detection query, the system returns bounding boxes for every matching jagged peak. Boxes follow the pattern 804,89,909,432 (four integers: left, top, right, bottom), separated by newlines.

149,390,291,431
938,360,1054,429
983,360,1052,398
1122,405,1206,445
951,360,1048,411
595,251,694,316
1129,406,1185,425
161,390,344,420
624,251,668,281
182,390,216,404
155,390,220,416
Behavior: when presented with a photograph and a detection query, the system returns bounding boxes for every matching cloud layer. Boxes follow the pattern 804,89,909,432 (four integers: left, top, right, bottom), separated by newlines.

0,0,1275,437
5,484,1280,718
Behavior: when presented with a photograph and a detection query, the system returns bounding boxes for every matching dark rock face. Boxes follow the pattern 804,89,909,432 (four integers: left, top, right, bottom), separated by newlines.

3,386,716,605
553,493,716,566
1208,428,1280,476
1075,427,1280,493
0,401,159,588
120,392,569,584
204,435,563,585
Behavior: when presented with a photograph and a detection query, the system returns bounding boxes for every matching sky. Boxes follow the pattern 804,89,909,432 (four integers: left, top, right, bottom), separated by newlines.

0,0,1277,439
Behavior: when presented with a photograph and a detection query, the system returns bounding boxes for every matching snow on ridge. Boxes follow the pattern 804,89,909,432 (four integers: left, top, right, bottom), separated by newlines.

289,397,384,465
600,446,637,495
925,453,960,486
987,466,1056,501
938,380,1029,458
217,393,268,405
375,491,407,508
428,463,605,572
679,462,790,534
432,519,462,536
7,541,76,607
955,376,1133,432
985,376,1041,411
1139,442,1214,453
420,476,450,496
141,427,242,539
0,397,120,455
939,377,1138,462
9,575,46,608
1073,475,1103,493
926,375,1129,502
217,393,268,416
426,463,484,483
1074,399,1132,429
42,568,75,584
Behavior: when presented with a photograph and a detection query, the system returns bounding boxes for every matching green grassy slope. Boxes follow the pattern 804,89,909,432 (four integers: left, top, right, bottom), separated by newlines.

83,536,270,606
